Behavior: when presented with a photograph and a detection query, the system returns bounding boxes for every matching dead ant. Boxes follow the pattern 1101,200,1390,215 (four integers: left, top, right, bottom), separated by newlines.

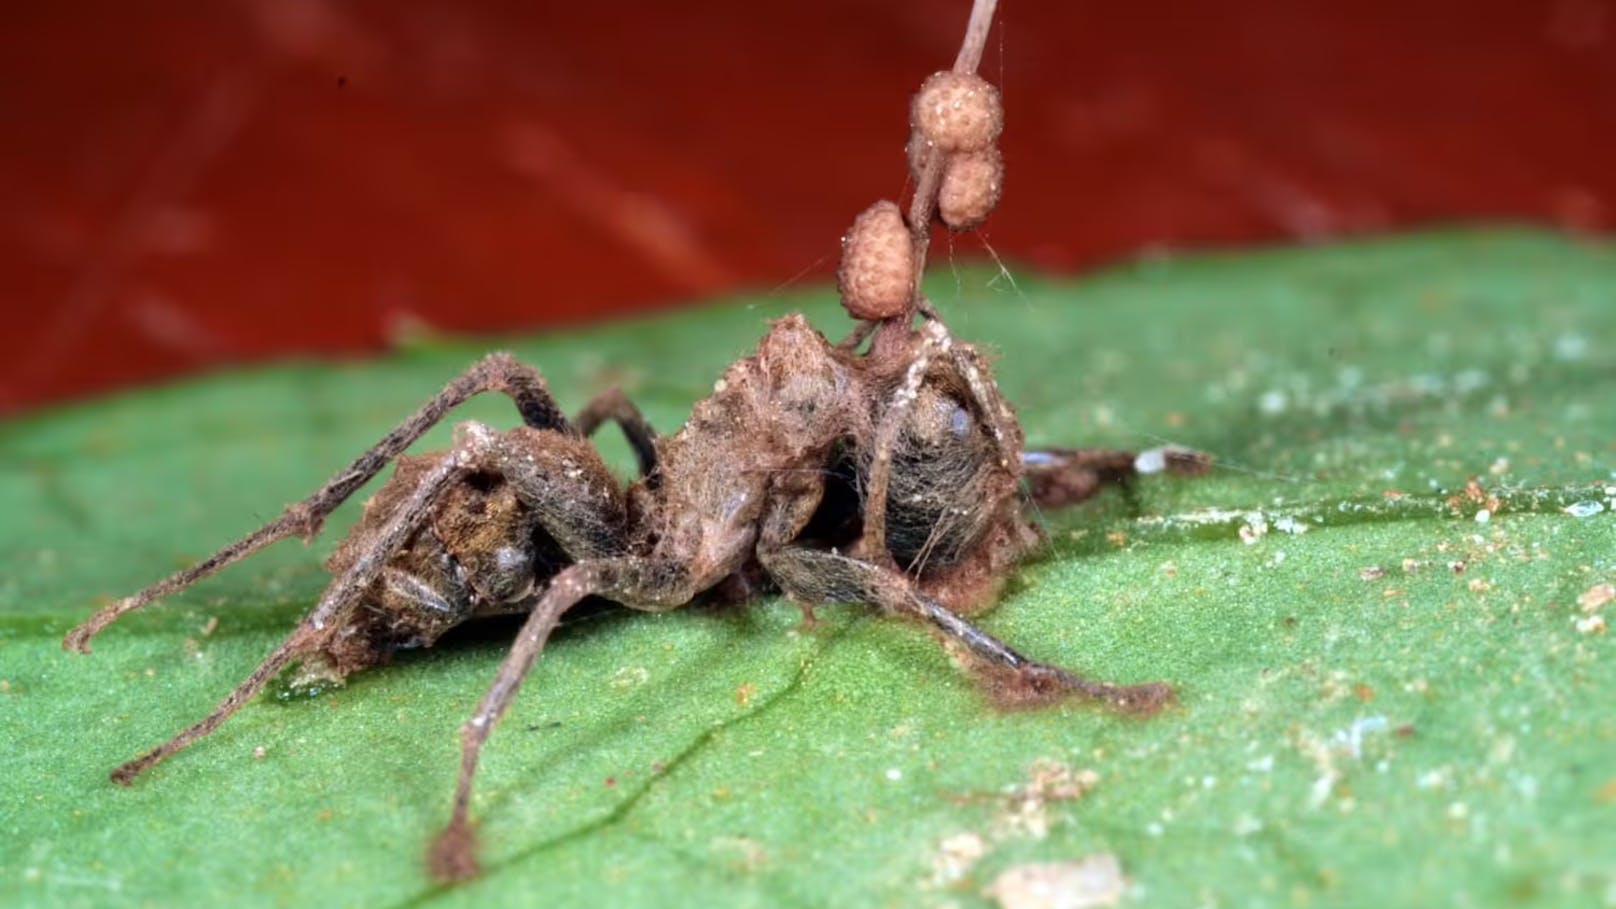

62,0,1208,881
63,311,1201,876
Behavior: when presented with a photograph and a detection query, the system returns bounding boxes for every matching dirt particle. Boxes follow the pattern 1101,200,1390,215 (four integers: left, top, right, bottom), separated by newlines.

1577,583,1614,613
605,776,617,788
995,759,1099,839
930,831,988,887
984,854,1127,909
712,835,768,873
610,665,649,690
1026,759,1100,801
1359,565,1386,581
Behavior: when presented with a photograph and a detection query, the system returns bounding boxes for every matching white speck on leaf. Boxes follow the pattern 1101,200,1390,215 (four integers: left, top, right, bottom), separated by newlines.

1273,515,1309,535
1553,333,1589,361
1563,500,1605,518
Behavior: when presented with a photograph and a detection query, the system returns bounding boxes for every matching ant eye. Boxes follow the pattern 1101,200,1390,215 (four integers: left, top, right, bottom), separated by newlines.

950,404,972,439
493,547,529,572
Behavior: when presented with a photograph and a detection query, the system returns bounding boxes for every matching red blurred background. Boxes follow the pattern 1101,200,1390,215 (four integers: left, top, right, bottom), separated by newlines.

2,0,1611,415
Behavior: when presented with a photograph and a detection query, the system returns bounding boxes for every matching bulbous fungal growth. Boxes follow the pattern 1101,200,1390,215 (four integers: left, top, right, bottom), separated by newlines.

838,200,915,321
937,147,1004,231
911,71,1003,154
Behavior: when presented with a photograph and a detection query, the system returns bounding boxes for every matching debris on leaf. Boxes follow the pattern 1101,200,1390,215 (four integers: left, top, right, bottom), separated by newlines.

1577,583,1614,613
929,831,988,887
984,854,1127,909
995,759,1100,839
1562,500,1605,518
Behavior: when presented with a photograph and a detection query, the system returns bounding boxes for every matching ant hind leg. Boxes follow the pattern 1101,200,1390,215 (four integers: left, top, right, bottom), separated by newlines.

107,422,503,784
65,354,571,653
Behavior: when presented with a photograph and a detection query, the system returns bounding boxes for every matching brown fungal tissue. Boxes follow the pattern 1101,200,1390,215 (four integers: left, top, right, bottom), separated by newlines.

838,200,915,321
912,71,1003,154
938,147,1004,231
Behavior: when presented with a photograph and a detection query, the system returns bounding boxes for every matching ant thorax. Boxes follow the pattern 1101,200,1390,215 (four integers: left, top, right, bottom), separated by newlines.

645,315,864,566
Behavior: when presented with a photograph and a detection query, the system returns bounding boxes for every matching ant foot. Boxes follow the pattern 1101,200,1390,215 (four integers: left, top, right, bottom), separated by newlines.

427,820,482,883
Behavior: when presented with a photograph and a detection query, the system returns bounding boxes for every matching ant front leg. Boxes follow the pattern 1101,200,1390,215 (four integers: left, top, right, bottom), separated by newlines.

1022,446,1212,508
758,545,1173,714
572,387,659,483
65,353,574,653
858,317,1024,561
106,422,504,784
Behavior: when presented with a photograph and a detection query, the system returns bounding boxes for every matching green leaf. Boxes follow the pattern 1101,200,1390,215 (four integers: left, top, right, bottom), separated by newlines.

4,229,1613,908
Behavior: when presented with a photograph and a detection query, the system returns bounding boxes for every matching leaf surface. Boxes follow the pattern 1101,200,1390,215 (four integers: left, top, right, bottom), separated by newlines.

3,229,1614,908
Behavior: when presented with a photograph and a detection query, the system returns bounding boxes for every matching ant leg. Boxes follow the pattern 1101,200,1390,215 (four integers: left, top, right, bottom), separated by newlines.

65,353,570,653
836,319,879,352
427,556,705,882
106,422,503,784
572,387,659,481
758,544,1173,714
860,317,1027,561
490,428,631,560
939,335,1023,467
859,319,953,560
1023,446,1212,508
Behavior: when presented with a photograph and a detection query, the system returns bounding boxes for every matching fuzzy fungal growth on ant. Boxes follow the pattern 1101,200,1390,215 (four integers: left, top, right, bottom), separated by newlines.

63,0,1209,884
